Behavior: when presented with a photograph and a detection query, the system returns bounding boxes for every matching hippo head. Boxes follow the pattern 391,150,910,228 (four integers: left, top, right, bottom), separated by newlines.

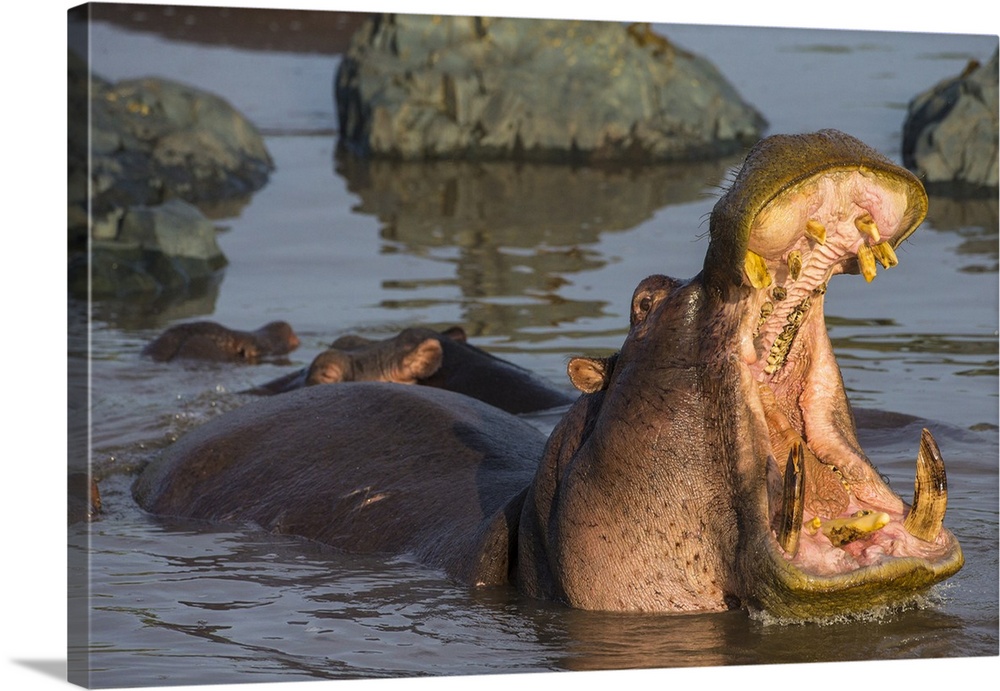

254,321,301,356
306,328,445,385
537,130,962,619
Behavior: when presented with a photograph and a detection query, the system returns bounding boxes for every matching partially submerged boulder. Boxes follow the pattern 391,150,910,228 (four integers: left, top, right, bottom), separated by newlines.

903,48,998,190
68,50,273,296
335,16,766,162
71,199,228,298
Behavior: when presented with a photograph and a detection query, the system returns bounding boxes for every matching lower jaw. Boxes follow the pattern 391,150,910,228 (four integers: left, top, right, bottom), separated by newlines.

743,536,965,621
745,361,964,610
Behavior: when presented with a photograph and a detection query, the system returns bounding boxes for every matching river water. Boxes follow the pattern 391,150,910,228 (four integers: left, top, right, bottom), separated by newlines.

66,7,998,689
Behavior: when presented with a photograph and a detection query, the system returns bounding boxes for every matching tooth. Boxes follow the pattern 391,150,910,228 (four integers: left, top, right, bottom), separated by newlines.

871,242,899,269
857,243,877,282
744,250,772,289
786,251,802,281
777,443,805,556
821,511,891,547
806,220,826,245
904,428,948,542
855,213,881,242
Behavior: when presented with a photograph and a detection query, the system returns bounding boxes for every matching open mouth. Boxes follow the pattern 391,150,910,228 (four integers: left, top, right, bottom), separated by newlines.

733,154,962,606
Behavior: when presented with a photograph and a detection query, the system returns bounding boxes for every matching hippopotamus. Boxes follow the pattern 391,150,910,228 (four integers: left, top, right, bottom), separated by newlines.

250,326,575,414
142,320,300,363
133,130,962,619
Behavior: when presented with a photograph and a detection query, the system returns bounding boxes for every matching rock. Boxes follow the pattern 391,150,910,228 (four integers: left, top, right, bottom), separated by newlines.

70,199,228,298
335,16,766,163
903,49,998,190
68,50,271,297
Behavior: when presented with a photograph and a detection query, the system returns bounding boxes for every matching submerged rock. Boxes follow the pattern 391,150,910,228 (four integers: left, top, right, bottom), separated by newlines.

68,50,272,296
70,199,228,298
902,48,998,190
335,16,766,162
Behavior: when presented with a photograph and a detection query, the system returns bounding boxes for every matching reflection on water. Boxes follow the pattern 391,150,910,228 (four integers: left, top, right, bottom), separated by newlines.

925,193,999,273
336,153,737,334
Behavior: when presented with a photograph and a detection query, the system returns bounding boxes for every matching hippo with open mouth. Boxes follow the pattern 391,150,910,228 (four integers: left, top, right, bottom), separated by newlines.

133,130,962,619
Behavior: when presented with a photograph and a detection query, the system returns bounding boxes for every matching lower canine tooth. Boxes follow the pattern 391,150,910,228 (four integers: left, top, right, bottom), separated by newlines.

821,511,891,547
904,428,949,542
857,243,877,282
777,443,805,556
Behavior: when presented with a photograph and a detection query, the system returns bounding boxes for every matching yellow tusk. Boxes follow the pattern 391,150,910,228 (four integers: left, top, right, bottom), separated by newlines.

777,444,805,556
904,428,948,542
857,243,877,282
805,219,827,245
855,213,881,242
744,250,773,289
871,242,899,269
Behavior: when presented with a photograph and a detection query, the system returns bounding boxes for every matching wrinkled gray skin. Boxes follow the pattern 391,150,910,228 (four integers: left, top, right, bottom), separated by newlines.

135,131,962,619
250,326,575,414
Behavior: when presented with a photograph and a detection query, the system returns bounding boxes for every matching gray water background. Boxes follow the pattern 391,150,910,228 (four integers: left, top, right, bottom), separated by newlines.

67,8,998,688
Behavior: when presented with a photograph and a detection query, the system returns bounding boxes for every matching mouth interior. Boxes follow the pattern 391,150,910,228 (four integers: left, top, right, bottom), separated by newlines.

740,169,955,580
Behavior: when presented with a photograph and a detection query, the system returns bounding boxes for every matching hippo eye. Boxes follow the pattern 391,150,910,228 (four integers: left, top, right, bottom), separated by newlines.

631,293,657,327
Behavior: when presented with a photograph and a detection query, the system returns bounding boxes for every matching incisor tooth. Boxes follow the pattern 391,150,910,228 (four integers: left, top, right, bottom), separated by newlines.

786,250,802,281
904,428,948,542
821,511,891,547
777,443,805,556
744,250,772,289
857,243,877,282
805,219,826,245
871,242,899,269
855,213,881,242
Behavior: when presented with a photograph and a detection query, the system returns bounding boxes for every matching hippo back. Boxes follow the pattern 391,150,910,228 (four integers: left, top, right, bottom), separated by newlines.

133,383,545,580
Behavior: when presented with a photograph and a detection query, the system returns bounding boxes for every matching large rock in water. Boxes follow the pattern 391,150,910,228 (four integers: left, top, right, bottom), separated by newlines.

335,16,766,162
68,51,273,297
902,49,998,190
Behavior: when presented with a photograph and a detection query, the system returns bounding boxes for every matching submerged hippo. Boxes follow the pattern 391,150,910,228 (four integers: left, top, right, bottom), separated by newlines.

250,326,575,414
142,320,300,363
134,130,962,619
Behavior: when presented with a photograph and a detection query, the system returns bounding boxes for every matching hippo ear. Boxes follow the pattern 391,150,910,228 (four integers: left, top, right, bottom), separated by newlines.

305,350,350,385
399,338,444,383
441,326,467,343
567,357,611,394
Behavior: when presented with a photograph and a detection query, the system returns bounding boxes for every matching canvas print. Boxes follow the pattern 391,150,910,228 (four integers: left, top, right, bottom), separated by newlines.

66,2,998,688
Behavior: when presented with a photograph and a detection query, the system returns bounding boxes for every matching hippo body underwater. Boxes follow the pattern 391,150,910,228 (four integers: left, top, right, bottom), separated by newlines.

134,130,962,619
251,326,575,414
143,320,300,363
